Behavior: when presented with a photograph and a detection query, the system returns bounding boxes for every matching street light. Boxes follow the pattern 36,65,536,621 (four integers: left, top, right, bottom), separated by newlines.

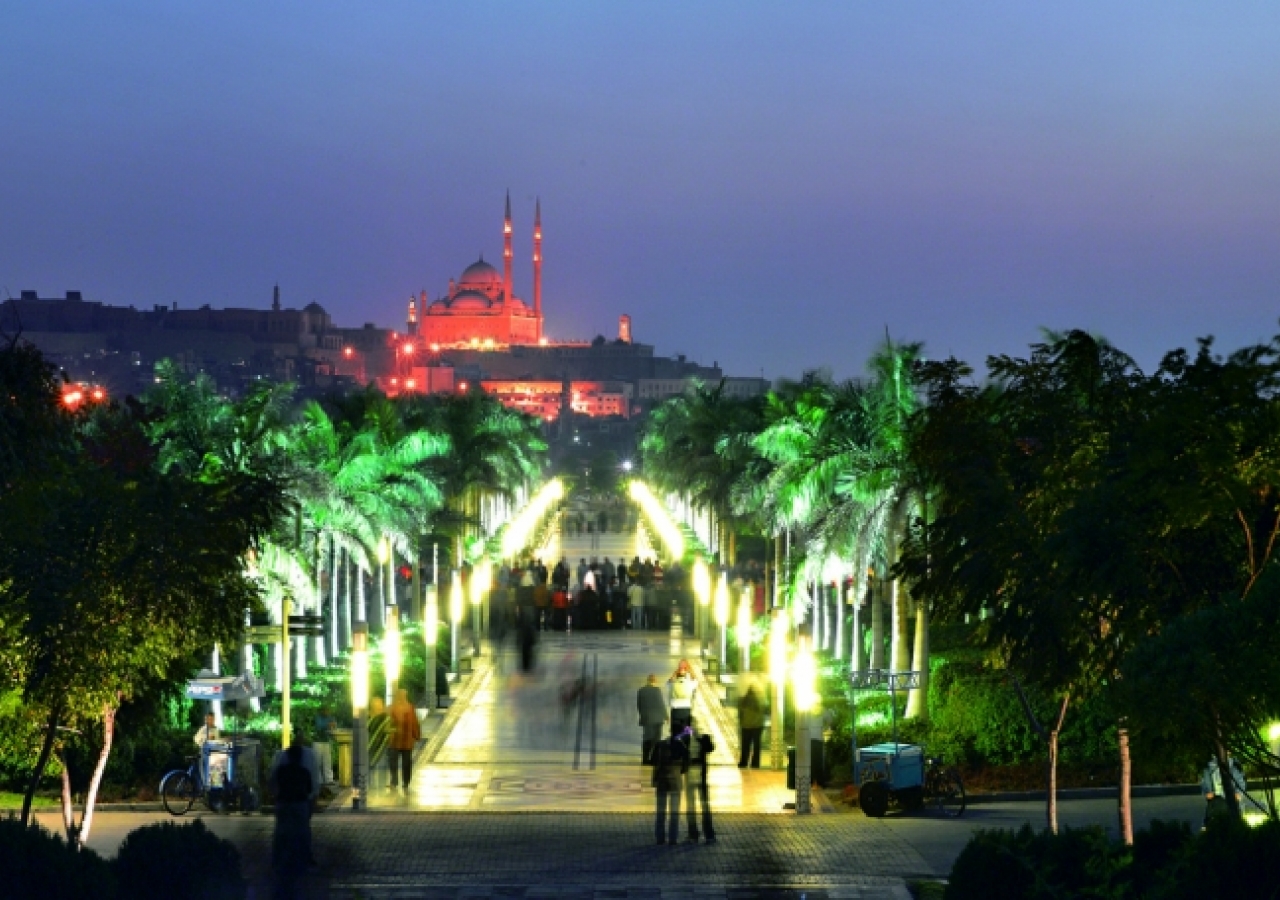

738,588,753,673
350,624,369,811
424,585,439,711
470,560,490,655
383,604,400,706
792,633,818,814
693,558,711,649
450,569,463,674
769,608,790,771
714,573,730,671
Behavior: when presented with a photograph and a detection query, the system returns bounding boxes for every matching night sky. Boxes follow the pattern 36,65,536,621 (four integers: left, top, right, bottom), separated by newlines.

4,3,1278,380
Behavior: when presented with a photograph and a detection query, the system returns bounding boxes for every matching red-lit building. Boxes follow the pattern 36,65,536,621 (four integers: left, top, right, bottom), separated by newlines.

480,380,633,420
409,194,544,347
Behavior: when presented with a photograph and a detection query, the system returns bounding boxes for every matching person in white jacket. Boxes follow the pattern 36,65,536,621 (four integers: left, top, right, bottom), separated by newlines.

668,659,697,731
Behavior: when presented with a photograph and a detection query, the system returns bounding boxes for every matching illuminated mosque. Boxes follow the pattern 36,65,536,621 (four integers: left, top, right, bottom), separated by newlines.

408,193,544,347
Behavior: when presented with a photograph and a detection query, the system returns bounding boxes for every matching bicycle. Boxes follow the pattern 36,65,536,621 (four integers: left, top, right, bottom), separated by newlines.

923,756,966,818
160,747,259,816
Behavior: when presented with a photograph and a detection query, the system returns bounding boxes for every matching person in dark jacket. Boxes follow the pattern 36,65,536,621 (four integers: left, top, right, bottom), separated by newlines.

637,674,668,764
738,685,765,768
684,725,716,843
651,723,690,844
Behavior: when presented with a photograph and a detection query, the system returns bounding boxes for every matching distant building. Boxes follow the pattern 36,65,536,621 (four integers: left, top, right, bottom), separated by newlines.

410,194,543,347
0,198,764,423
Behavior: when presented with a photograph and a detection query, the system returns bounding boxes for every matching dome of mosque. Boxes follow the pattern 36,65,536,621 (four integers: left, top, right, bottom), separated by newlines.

449,291,492,311
458,257,502,288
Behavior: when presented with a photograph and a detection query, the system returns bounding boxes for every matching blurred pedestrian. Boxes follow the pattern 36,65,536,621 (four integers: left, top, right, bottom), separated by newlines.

387,688,420,795
269,739,314,899
651,721,689,845
684,723,716,843
737,685,765,769
637,674,667,764
668,659,697,731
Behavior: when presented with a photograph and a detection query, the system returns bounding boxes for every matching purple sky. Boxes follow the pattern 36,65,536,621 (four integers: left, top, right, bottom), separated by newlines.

3,3,1278,380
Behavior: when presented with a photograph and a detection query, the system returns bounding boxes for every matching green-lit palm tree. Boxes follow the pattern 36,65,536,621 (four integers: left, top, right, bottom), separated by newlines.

640,381,765,564
403,389,546,566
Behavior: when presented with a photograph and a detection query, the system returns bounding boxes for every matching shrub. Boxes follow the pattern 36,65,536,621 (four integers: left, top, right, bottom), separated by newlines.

1148,816,1280,900
114,819,245,900
945,824,1124,900
945,817,1280,900
0,816,116,900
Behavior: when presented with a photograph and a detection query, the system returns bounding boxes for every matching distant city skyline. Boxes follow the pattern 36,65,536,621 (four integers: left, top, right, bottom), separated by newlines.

3,2,1278,380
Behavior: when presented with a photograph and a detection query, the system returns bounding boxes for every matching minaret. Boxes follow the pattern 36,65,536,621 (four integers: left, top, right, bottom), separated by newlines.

407,293,418,335
503,190,514,305
533,198,543,335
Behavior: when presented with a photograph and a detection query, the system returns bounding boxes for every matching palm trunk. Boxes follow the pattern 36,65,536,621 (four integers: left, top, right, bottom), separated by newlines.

341,549,352,648
357,565,367,624
869,576,885,669
905,598,930,719
329,533,339,660
834,581,844,661
371,563,384,633
851,582,863,671
773,534,783,608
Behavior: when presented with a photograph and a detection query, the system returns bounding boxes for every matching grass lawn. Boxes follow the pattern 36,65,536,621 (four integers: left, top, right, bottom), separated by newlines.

0,790,57,809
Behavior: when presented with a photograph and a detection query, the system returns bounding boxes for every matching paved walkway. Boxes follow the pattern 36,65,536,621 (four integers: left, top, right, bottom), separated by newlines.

360,629,794,814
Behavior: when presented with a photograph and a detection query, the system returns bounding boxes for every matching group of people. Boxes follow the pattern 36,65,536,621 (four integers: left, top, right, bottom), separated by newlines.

495,555,685,633
637,661,716,844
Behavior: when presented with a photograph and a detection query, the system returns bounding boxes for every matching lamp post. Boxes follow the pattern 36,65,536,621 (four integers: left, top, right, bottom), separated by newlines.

350,624,369,811
384,604,400,706
424,585,438,711
769,607,789,771
281,595,292,749
738,588,752,673
714,573,730,672
792,632,817,814
450,569,463,674
693,559,710,652
470,560,490,655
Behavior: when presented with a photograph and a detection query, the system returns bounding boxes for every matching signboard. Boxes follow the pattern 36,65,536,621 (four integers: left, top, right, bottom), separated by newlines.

245,625,283,644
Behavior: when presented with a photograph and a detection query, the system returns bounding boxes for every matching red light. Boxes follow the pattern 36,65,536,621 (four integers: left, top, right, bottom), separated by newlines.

343,347,354,358
402,342,414,354
62,390,83,408
391,377,398,385
406,379,416,390
90,388,105,402
458,382,468,392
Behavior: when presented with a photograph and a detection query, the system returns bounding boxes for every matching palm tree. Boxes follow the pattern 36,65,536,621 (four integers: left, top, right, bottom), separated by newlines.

640,380,765,564
403,390,546,566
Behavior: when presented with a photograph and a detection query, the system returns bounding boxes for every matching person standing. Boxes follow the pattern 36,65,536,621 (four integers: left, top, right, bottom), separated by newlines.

313,705,337,785
737,685,765,769
637,674,668,764
650,722,689,845
684,725,717,843
628,580,646,630
1201,755,1247,828
269,740,314,898
193,711,228,787
387,689,420,795
668,659,697,731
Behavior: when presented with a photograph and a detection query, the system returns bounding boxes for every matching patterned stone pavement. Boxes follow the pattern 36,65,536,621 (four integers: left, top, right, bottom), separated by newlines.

210,811,923,898
362,630,799,814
